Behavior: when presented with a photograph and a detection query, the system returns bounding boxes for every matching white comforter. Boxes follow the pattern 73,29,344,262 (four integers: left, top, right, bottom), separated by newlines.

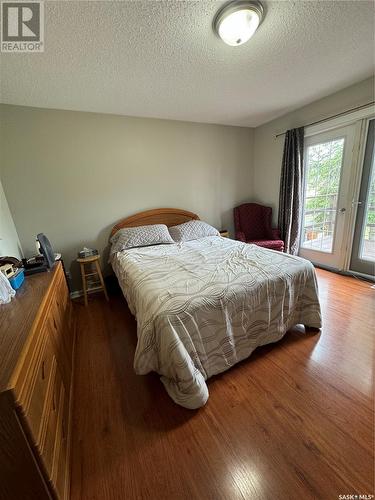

112,236,321,409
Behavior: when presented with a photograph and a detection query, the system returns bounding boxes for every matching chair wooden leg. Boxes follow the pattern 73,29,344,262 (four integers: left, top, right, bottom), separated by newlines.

80,263,88,306
95,260,109,301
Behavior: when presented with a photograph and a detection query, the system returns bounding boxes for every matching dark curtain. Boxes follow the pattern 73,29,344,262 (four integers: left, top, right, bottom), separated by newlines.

278,127,304,255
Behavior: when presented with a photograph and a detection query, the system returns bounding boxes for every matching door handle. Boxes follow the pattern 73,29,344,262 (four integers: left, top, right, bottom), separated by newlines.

339,208,346,213
351,201,363,206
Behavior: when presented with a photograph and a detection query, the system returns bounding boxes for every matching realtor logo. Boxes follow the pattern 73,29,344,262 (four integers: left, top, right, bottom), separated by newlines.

1,1,44,52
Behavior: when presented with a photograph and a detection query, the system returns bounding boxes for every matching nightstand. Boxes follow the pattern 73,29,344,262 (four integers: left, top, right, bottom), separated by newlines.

220,230,229,238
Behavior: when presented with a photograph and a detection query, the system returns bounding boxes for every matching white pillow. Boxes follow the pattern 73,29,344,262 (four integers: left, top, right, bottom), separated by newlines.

168,220,219,242
110,224,174,254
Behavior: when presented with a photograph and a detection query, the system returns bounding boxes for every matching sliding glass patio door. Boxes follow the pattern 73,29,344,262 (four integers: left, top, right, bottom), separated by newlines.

350,119,375,276
299,125,356,269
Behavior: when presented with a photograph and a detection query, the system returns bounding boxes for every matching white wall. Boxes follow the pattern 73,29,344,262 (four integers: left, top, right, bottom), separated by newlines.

252,77,374,224
0,178,23,259
0,105,253,290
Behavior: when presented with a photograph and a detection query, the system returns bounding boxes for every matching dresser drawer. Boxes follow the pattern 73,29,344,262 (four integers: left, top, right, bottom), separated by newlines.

24,332,56,443
56,271,69,316
49,312,72,390
40,364,63,478
14,321,55,441
55,272,71,354
55,386,70,500
50,277,65,331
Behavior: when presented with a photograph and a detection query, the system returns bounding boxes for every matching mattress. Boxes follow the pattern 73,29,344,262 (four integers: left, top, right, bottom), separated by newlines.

111,236,322,409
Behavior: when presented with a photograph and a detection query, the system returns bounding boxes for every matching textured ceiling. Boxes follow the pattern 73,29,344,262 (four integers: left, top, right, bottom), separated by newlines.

0,0,374,127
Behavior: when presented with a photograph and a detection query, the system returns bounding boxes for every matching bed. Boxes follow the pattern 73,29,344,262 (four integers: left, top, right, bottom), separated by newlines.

110,208,322,409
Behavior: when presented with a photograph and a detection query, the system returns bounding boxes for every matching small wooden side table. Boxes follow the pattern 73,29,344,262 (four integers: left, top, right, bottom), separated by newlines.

77,255,109,306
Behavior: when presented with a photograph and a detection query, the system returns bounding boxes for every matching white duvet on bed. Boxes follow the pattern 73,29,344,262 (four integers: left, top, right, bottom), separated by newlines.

111,236,322,409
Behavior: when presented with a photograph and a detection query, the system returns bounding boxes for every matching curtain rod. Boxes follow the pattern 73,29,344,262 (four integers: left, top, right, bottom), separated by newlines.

274,101,375,138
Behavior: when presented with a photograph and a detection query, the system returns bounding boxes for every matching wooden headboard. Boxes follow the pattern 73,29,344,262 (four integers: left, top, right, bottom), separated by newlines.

110,208,200,238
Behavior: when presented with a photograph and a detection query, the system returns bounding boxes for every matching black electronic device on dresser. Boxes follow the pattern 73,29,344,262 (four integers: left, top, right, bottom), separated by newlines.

23,233,58,275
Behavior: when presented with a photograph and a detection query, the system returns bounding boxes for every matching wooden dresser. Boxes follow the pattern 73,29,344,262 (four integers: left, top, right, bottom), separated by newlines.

0,262,75,500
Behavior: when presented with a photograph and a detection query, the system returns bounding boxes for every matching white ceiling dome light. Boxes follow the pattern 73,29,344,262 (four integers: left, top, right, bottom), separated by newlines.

214,1,264,47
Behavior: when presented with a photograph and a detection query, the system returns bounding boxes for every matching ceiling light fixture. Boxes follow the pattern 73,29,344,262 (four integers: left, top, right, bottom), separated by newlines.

213,1,264,47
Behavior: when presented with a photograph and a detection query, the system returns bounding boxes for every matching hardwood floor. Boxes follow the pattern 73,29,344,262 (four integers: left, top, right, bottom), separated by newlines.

70,269,374,500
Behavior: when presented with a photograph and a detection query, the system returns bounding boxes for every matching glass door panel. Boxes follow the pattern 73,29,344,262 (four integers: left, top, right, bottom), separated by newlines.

301,138,344,253
299,125,356,269
360,162,375,261
350,119,375,276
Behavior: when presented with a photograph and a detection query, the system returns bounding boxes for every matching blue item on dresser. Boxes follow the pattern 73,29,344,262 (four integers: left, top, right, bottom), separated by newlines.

9,269,25,290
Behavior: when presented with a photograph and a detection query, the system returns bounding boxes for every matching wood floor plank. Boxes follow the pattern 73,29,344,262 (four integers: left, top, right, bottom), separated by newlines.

70,269,374,500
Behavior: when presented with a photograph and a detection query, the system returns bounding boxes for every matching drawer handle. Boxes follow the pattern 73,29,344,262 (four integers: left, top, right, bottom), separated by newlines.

52,392,56,412
53,319,57,330
41,361,45,380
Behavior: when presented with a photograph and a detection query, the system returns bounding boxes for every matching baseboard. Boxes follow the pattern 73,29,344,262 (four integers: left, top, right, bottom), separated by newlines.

342,269,375,283
314,264,375,283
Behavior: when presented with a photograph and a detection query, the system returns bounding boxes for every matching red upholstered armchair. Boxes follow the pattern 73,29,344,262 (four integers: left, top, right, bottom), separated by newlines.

234,203,284,252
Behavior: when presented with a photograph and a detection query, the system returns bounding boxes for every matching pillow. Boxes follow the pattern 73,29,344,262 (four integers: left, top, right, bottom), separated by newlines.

110,224,174,254
168,220,219,242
